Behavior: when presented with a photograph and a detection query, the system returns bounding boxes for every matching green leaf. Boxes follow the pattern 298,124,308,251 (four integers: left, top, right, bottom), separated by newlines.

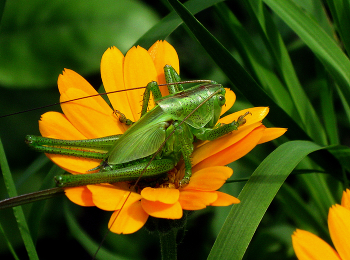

136,0,225,49
319,77,339,144
325,0,350,55
262,0,350,113
0,138,38,260
245,0,327,144
208,141,323,260
277,183,329,241
0,221,19,260
213,3,296,118
0,0,158,88
328,145,350,185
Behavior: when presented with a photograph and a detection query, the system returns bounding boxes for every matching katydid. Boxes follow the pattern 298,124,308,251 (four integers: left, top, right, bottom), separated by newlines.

24,65,249,188
0,65,249,211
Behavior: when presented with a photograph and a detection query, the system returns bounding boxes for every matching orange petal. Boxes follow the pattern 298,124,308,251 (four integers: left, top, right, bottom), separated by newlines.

219,107,269,125
108,201,149,234
148,40,179,97
60,88,124,138
87,184,142,211
292,229,341,260
328,205,350,260
124,46,158,121
64,186,95,206
39,111,86,139
101,47,132,132
141,187,179,204
192,122,262,166
220,88,236,116
257,127,287,144
341,189,350,210
182,166,232,191
46,155,100,174
178,190,218,210
210,191,240,206
39,111,101,173
58,69,110,111
193,125,265,171
141,199,182,219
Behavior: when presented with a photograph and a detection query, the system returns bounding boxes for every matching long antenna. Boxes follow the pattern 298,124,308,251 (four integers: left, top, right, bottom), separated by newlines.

0,80,213,119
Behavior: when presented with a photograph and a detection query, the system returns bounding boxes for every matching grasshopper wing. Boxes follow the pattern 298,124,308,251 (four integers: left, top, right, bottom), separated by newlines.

107,106,172,165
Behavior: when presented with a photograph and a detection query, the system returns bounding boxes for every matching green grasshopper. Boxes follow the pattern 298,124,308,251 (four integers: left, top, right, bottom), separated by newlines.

23,65,249,189
0,65,249,211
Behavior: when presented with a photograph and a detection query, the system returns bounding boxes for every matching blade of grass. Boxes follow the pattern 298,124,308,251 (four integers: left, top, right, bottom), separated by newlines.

293,0,334,37
328,145,350,187
135,0,225,48
208,140,324,260
277,183,330,241
262,0,350,112
325,0,350,55
214,3,296,118
320,77,339,144
0,138,38,260
245,0,327,144
0,221,19,260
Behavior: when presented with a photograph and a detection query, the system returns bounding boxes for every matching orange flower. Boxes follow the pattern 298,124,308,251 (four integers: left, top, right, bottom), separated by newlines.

292,189,350,259
38,40,286,234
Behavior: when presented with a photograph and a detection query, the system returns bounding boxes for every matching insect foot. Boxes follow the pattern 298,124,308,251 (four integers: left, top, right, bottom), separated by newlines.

114,110,134,125
237,111,252,127
179,176,190,188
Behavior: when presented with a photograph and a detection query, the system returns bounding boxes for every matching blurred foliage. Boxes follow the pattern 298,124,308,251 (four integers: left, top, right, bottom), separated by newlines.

0,0,349,259
0,0,159,88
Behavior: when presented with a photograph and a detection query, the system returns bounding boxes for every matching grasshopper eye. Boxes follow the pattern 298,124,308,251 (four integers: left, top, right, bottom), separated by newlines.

218,94,226,106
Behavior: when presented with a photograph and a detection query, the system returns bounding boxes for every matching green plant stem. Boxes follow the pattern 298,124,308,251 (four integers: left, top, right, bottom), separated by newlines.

159,229,177,260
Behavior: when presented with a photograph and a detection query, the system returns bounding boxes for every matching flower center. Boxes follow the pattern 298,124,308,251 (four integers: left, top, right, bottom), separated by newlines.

128,167,182,193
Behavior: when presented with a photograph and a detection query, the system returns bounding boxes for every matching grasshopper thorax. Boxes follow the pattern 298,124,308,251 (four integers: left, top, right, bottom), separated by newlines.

158,84,226,129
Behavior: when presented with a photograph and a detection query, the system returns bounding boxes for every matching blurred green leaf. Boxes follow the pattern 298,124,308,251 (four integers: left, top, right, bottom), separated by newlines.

0,0,158,88
64,202,127,260
28,164,65,243
277,183,329,240
208,141,323,260
0,0,6,24
0,221,19,260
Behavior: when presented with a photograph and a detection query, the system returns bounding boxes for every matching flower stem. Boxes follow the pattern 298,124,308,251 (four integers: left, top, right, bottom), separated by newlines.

159,229,177,260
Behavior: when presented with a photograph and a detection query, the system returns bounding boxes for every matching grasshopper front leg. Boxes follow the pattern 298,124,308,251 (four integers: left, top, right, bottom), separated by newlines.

193,112,251,141
140,65,183,116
